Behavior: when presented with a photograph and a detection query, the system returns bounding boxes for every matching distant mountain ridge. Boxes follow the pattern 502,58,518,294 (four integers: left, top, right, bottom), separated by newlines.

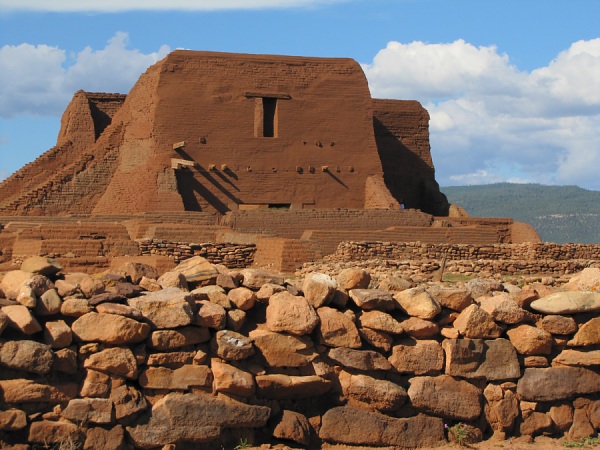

441,183,600,244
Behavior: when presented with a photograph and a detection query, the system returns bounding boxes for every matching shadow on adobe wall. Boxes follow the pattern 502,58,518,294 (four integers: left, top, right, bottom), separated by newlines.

374,117,450,216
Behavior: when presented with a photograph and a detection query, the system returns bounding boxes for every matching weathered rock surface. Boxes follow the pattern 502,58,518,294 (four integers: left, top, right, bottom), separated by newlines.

443,338,520,380
358,309,403,334
320,406,444,448
393,287,441,319
303,272,337,308
408,375,482,421
174,256,219,286
506,324,553,355
72,312,150,345
339,371,407,412
453,304,503,338
83,347,138,379
388,339,444,375
138,365,213,390
127,287,194,329
266,291,319,335
530,291,600,314
349,289,395,311
211,329,254,360
0,340,53,375
317,306,361,348
337,268,371,291
328,347,392,371
0,379,76,404
127,392,270,448
568,317,600,346
517,367,600,401
256,374,331,399
250,328,317,367
273,409,311,446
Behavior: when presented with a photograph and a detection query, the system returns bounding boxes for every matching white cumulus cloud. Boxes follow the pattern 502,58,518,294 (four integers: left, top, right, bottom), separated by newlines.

363,38,600,189
0,32,169,118
0,0,345,12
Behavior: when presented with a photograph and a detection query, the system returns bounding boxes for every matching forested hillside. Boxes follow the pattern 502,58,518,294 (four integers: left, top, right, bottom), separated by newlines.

442,183,600,244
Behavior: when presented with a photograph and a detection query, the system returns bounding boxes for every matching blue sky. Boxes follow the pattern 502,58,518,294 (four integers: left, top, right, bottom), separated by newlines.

1,0,600,189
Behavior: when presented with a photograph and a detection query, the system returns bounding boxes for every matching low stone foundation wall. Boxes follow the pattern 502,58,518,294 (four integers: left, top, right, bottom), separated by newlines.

136,239,256,268
332,241,600,276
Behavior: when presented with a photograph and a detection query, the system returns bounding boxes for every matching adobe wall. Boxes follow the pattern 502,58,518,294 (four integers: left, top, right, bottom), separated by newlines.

0,50,454,217
146,50,390,214
373,99,449,215
222,208,434,238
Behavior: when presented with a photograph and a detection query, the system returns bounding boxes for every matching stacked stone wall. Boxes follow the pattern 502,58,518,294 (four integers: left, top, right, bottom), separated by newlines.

332,241,600,276
3,259,600,448
137,239,255,267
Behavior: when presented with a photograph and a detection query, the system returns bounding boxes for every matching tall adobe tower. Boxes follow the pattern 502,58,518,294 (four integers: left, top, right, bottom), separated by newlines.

0,50,449,216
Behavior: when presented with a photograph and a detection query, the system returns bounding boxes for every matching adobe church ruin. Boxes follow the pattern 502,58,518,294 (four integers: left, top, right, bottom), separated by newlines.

0,50,447,215
0,50,539,272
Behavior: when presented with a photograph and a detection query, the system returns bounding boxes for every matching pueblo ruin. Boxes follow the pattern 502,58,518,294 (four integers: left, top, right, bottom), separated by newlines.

0,49,541,273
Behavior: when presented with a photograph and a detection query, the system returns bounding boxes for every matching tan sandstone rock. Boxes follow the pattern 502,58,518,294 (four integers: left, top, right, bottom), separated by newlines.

388,339,444,375
393,287,441,319
317,306,361,348
249,328,317,367
266,291,319,336
72,312,150,345
302,273,337,308
320,406,444,448
408,374,482,421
